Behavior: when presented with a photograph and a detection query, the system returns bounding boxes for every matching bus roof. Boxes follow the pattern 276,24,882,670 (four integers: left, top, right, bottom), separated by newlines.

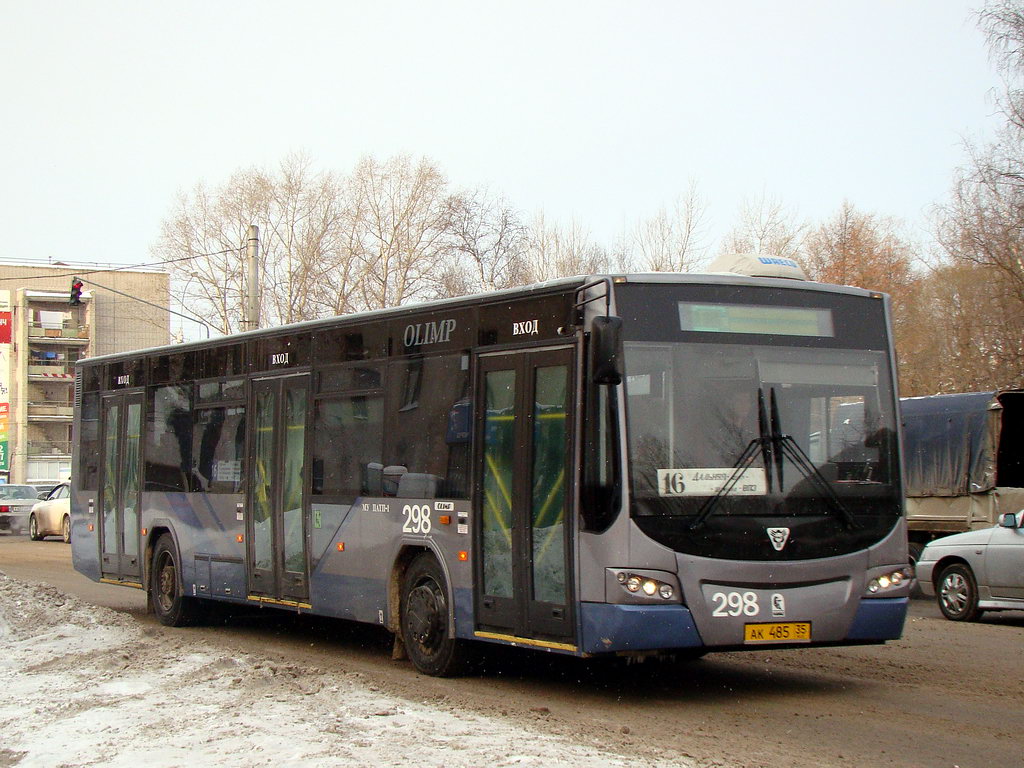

76,271,882,368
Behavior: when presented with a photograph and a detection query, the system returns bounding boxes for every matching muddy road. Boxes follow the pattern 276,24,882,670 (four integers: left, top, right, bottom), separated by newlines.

1,535,1021,768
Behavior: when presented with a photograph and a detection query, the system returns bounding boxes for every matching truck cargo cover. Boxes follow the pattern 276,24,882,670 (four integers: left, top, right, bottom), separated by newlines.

901,392,1000,497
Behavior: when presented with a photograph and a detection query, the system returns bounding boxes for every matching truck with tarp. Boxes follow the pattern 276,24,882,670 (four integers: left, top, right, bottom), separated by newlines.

901,390,1024,561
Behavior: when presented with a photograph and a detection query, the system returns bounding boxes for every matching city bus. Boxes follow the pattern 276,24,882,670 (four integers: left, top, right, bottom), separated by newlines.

70,256,911,676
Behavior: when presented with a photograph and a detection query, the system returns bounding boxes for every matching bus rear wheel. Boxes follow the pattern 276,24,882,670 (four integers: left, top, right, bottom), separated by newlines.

150,534,202,626
400,553,469,677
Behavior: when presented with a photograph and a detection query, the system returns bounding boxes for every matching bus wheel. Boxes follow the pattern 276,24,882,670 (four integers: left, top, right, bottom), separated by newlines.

28,514,43,541
937,563,983,622
150,534,202,627
400,553,469,677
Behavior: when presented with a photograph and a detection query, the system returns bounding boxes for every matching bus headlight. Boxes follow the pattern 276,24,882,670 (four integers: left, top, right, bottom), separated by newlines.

865,567,914,596
608,569,681,603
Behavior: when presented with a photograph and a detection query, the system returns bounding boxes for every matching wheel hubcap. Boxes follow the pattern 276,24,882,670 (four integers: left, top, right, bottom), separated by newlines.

940,573,968,614
406,580,444,651
156,554,177,613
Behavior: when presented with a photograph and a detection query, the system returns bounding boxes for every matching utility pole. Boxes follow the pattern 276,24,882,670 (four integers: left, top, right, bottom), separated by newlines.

244,224,260,332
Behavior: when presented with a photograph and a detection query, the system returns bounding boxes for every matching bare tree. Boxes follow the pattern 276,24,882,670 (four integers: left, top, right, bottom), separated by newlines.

626,183,710,272
434,189,529,297
156,179,255,335
347,155,451,310
720,192,805,260
524,214,609,282
927,1,1024,389
899,262,1024,394
803,202,917,295
154,153,351,334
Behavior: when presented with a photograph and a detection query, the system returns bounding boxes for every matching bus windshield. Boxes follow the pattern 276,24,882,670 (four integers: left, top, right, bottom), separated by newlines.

626,343,899,517
618,331,901,561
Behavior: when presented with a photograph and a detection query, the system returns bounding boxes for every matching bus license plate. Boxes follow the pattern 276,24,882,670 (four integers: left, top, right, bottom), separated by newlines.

744,622,812,644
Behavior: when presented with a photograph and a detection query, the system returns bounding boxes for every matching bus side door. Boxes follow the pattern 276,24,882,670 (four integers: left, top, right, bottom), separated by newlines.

97,391,144,583
475,347,575,643
247,374,310,604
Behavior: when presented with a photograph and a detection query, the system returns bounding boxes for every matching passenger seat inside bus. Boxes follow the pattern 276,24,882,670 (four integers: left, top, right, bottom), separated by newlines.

397,472,439,499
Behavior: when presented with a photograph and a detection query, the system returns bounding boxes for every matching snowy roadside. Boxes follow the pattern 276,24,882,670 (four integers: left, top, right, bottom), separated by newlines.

0,573,691,768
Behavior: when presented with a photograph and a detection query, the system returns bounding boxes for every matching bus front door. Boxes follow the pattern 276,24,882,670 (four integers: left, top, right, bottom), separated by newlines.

247,375,310,604
475,347,575,644
97,391,144,583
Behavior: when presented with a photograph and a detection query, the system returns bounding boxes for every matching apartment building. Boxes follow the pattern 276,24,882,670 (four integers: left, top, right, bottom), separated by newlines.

0,260,170,486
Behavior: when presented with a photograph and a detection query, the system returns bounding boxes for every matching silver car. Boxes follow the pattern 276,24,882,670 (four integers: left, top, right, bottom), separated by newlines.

0,484,46,535
916,510,1024,620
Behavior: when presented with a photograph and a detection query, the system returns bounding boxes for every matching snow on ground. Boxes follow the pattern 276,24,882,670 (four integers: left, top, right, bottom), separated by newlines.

0,573,690,767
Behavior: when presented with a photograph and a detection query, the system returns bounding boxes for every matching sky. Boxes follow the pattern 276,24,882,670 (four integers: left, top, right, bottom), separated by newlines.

1,1,1004,269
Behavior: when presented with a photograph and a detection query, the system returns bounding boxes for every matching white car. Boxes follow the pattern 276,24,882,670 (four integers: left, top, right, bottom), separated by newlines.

915,510,1024,620
28,482,71,543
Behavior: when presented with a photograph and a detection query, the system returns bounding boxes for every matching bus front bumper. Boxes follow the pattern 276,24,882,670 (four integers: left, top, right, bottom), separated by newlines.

579,597,907,655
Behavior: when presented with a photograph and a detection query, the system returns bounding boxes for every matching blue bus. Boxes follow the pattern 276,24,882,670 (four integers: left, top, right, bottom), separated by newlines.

71,258,910,675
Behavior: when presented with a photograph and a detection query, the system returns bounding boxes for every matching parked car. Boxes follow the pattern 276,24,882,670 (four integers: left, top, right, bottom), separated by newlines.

0,484,48,535
915,510,1024,620
28,482,71,543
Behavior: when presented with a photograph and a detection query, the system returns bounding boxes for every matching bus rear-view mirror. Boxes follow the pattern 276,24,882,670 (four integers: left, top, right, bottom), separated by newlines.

592,316,624,386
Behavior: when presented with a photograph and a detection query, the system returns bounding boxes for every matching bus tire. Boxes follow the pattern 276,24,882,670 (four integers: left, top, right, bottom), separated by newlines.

937,563,983,622
150,534,202,627
400,553,469,677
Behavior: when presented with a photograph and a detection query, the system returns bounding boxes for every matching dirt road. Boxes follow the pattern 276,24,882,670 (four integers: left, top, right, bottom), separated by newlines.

1,535,1021,768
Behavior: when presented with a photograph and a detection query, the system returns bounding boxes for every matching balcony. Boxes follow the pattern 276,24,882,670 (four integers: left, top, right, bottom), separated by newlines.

28,360,74,380
27,401,74,421
27,440,72,457
28,322,89,345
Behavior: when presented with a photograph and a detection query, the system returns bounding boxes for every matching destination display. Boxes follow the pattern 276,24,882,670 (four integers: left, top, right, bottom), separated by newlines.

678,302,835,337
656,467,768,497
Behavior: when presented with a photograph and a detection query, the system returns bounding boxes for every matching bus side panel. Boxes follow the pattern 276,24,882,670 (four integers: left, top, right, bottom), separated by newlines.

70,487,101,582
141,492,247,602
308,497,474,632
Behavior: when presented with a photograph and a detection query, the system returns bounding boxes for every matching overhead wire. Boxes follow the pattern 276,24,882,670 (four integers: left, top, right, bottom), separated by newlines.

0,247,243,283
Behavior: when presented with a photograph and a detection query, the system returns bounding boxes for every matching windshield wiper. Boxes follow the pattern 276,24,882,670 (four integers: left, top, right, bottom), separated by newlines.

689,387,860,532
767,388,860,531
689,389,773,531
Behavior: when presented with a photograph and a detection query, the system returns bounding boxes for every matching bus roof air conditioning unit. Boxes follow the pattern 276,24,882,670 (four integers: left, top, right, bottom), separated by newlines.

708,253,808,280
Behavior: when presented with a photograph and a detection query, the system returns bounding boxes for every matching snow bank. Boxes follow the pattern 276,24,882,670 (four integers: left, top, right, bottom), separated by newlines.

0,574,686,767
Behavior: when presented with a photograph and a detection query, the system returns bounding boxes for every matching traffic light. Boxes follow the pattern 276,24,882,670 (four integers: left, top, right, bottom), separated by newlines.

69,277,84,306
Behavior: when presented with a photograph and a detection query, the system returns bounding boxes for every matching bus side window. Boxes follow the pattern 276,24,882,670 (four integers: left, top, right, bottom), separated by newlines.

192,405,245,493
311,394,384,503
384,355,470,500
145,384,192,493
79,392,101,491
